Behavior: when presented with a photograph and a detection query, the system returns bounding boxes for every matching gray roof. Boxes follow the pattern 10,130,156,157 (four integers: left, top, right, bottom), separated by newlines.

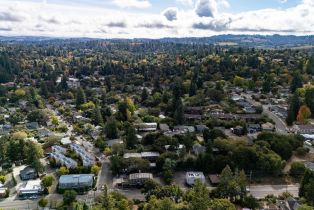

59,174,94,184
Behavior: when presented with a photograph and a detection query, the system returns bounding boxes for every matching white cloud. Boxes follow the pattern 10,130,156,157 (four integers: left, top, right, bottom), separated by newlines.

112,0,151,9
0,0,313,38
163,7,178,21
195,0,217,17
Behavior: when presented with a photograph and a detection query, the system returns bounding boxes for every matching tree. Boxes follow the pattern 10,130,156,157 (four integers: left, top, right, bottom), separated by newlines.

141,88,149,102
0,175,6,184
242,195,260,209
188,180,210,210
290,72,303,93
91,165,100,175
173,98,184,125
125,124,137,149
38,197,48,207
210,199,236,210
305,87,314,117
92,104,104,125
76,87,86,108
41,176,54,189
110,155,125,175
58,166,69,175
286,92,301,126
217,165,239,200
101,184,114,210
297,105,311,124
63,190,77,205
104,118,118,139
297,204,314,210
25,142,44,174
290,162,306,178
162,158,176,184
27,110,49,125
40,81,49,98
236,170,248,201
117,101,131,121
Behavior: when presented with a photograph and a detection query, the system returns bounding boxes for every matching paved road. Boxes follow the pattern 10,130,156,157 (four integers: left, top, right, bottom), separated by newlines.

249,184,299,199
263,105,288,134
0,199,39,210
241,93,288,134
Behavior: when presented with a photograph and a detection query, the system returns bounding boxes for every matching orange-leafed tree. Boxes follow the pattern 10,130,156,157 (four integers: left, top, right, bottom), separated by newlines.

297,105,311,124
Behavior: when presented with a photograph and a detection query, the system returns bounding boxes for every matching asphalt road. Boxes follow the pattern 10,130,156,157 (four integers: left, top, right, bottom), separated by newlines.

249,184,299,199
263,105,288,134
241,93,288,134
0,199,39,210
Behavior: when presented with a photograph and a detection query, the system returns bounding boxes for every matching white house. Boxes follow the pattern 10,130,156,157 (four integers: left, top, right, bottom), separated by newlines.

186,172,205,186
137,123,158,132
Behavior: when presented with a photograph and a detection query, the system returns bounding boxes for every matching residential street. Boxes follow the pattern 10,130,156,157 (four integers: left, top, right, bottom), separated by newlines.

263,105,288,134
241,93,288,134
249,184,299,199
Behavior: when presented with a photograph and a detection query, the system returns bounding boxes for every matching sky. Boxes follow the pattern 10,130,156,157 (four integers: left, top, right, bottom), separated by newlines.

0,0,313,38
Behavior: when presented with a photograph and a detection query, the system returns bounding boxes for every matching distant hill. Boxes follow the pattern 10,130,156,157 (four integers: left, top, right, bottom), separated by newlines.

1,34,314,48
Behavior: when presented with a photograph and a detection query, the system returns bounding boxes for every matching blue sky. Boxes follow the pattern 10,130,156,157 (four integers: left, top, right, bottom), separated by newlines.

0,0,313,38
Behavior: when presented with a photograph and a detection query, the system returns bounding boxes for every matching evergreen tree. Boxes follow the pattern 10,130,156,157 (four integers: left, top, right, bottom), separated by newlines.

174,98,184,125
125,124,137,149
290,71,303,93
76,87,86,108
104,118,118,139
189,81,197,97
93,104,104,125
59,75,68,91
286,92,301,126
305,87,314,117
188,180,210,210
40,81,49,98
141,88,149,102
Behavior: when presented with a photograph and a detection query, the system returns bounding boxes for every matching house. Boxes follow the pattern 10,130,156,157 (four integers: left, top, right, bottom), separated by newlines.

0,124,12,134
208,174,220,186
140,152,160,162
137,123,158,132
231,126,245,136
26,122,39,130
184,107,203,121
19,180,42,198
236,114,262,123
247,124,261,134
61,137,72,145
128,173,153,186
195,125,208,133
304,161,314,171
58,174,94,190
38,129,53,138
192,144,206,155
70,144,95,167
277,196,301,210
243,106,257,114
159,123,170,132
52,145,67,154
50,152,78,169
293,124,314,134
0,187,8,198
20,166,37,181
207,112,236,120
262,122,275,132
174,125,195,133
123,152,160,162
67,77,80,88
186,172,205,186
